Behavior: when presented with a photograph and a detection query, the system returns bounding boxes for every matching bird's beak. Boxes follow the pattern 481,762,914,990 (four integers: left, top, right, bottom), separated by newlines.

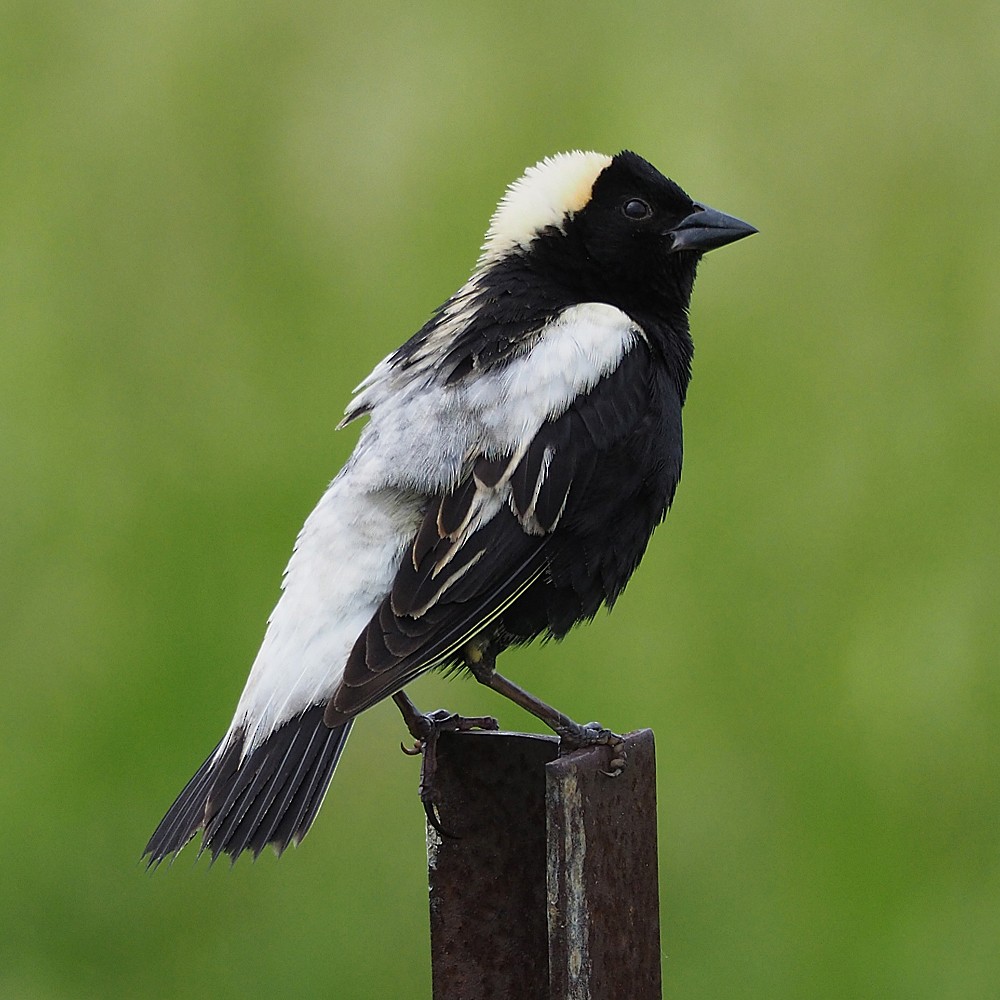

668,203,758,254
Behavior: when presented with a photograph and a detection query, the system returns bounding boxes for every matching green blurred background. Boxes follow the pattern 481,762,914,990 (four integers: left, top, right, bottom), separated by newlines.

3,2,998,997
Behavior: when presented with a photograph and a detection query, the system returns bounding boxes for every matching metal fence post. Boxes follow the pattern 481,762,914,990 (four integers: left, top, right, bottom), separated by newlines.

427,729,661,1000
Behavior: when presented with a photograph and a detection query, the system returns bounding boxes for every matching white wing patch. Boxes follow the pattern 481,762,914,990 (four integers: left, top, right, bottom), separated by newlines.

466,302,639,449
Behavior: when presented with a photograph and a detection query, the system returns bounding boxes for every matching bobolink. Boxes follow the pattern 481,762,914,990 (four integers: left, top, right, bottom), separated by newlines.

145,150,755,863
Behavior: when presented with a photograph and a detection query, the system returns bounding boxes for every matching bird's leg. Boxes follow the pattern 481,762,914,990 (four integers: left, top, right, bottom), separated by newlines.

392,689,499,836
463,639,627,777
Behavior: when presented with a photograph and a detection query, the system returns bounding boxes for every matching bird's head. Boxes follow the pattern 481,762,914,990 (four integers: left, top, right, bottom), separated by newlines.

477,149,756,317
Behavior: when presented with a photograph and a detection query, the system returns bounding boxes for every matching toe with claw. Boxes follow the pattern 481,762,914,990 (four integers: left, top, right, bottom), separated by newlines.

392,696,499,836
556,719,628,777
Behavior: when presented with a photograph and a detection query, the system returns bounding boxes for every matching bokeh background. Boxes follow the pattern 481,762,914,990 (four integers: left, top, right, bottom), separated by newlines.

3,2,998,997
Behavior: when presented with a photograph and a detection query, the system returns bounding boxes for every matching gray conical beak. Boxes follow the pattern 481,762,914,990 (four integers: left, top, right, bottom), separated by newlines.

668,203,758,254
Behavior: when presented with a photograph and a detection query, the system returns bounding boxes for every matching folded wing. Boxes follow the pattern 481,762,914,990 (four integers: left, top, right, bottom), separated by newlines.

325,338,664,723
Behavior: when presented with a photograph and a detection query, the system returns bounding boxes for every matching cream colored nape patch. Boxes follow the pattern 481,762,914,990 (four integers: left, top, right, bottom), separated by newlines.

478,150,612,265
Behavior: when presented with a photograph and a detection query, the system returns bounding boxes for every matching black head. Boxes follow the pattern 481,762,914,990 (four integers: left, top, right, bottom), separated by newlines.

564,150,755,310
479,150,755,323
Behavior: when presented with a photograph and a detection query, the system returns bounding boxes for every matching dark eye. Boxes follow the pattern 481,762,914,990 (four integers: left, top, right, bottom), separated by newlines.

622,198,652,220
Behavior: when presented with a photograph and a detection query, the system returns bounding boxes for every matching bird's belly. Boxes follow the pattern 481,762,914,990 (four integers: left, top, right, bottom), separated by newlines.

504,428,681,643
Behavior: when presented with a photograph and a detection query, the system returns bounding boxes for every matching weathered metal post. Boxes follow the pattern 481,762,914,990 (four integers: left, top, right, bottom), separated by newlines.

427,729,661,1000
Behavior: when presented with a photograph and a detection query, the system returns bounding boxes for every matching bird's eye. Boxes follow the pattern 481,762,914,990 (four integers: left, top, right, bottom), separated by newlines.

622,198,652,220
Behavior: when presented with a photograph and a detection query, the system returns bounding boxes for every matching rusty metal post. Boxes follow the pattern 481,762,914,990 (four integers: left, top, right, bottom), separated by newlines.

546,730,661,999
427,729,661,1000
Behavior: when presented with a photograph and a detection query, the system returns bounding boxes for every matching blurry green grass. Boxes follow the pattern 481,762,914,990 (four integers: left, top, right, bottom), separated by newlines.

2,2,998,998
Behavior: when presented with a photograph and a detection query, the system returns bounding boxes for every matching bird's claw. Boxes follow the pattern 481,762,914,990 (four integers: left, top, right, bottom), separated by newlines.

557,720,627,777
427,709,501,735
403,709,499,743
423,800,460,840
400,708,499,838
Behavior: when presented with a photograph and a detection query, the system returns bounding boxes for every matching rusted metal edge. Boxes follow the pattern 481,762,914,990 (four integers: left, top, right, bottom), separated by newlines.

546,729,661,1000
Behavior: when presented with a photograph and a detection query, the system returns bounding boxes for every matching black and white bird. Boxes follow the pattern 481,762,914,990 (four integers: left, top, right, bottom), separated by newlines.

145,149,755,864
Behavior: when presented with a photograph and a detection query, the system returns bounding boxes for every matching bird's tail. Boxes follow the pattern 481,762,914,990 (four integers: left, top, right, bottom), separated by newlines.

144,705,353,865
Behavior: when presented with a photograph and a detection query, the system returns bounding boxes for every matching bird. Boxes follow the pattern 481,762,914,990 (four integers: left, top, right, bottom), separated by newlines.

144,149,755,865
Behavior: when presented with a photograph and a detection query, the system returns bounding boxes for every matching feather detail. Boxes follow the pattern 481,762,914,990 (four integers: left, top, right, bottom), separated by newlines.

144,706,352,864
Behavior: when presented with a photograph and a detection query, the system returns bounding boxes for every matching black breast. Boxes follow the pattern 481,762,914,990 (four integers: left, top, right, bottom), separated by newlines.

496,340,683,644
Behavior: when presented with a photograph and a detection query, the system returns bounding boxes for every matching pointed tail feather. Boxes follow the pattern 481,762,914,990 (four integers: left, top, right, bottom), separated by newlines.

144,705,353,865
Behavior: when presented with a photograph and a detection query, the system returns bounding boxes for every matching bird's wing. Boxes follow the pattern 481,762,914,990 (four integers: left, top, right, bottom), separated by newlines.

325,326,659,723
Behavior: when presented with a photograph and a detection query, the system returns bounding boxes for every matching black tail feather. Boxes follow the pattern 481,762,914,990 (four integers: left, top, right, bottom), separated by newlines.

143,736,230,862
247,721,331,855
144,705,352,865
202,727,302,860
271,723,343,850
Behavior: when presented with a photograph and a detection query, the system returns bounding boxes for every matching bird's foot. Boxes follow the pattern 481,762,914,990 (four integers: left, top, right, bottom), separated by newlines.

399,708,499,836
556,719,627,777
